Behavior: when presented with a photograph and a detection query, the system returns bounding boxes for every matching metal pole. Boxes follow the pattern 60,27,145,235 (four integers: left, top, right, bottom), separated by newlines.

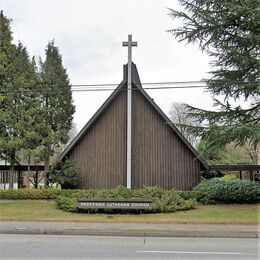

122,35,137,189
127,35,132,189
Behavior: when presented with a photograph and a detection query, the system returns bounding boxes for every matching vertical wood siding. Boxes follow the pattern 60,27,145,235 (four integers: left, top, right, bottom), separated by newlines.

65,72,202,190
132,88,201,190
67,90,127,189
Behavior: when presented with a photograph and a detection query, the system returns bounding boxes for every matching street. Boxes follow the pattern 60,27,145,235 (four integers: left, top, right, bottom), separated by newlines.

0,234,258,259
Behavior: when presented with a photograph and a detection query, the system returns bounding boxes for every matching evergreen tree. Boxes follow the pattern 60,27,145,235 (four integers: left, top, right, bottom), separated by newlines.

39,41,75,185
168,1,260,150
197,136,254,165
0,11,42,188
0,11,15,161
48,160,79,189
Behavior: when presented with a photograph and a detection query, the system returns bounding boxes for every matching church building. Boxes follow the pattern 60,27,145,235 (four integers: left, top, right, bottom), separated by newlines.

59,36,207,190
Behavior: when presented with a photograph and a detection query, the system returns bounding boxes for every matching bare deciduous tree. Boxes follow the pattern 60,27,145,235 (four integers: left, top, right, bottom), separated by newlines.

169,102,200,147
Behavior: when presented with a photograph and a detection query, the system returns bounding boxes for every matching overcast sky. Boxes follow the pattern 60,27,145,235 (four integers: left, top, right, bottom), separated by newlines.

1,0,214,131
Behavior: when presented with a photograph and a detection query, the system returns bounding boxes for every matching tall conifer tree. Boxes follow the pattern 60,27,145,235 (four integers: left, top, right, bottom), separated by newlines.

0,11,42,188
168,1,260,150
39,41,75,185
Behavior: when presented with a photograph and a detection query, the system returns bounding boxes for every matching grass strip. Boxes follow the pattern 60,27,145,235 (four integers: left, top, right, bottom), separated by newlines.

0,200,259,224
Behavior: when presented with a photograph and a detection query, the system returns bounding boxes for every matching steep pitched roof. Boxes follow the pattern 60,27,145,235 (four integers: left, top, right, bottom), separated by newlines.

59,79,126,160
59,63,208,170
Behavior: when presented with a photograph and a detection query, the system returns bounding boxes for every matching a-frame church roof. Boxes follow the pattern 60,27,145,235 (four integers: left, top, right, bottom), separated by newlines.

59,63,208,171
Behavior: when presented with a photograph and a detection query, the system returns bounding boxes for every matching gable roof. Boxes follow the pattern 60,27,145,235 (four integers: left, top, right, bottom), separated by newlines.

59,63,208,170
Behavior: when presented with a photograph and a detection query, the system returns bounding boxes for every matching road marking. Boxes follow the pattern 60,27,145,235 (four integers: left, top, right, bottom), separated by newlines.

137,250,255,256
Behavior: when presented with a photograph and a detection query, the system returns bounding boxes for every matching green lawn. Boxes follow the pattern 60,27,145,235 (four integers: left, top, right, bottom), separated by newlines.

0,200,259,224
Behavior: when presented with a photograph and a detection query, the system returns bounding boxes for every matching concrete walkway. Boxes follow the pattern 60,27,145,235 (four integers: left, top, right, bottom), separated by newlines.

0,221,259,238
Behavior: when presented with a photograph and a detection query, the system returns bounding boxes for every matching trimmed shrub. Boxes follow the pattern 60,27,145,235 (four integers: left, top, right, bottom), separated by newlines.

0,186,196,213
56,186,196,213
193,178,260,204
132,186,165,200
179,190,197,200
56,196,78,212
0,188,98,200
0,188,63,200
153,190,196,212
96,186,133,199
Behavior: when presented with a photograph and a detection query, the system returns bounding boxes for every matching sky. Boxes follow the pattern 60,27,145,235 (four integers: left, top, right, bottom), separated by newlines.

1,0,214,132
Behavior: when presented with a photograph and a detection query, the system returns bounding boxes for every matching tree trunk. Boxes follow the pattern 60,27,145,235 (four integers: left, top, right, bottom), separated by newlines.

18,170,21,189
36,170,38,189
34,169,39,189
27,154,31,188
9,152,15,190
44,156,50,188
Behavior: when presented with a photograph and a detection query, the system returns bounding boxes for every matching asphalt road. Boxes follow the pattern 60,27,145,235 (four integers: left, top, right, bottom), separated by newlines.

0,234,258,259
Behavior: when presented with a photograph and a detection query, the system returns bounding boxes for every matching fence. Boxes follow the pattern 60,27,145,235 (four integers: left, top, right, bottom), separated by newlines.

0,170,19,189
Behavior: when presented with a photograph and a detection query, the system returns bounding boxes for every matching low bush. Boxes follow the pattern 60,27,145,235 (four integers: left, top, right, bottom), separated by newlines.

0,188,97,200
193,178,260,204
153,189,196,212
96,186,133,199
56,196,78,212
55,186,196,213
220,174,237,181
0,186,196,213
132,186,165,200
0,188,63,200
179,190,197,200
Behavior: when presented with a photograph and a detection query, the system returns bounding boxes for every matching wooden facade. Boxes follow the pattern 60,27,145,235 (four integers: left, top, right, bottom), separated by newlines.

64,87,127,189
132,87,201,190
60,63,207,190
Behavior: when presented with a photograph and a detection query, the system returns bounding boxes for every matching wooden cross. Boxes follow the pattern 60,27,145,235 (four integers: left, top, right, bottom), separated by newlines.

122,35,137,189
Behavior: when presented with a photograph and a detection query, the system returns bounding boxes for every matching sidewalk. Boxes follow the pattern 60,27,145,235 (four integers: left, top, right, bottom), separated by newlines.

0,221,259,238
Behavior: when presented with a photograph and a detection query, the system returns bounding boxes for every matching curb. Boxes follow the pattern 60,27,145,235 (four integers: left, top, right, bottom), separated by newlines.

0,228,258,238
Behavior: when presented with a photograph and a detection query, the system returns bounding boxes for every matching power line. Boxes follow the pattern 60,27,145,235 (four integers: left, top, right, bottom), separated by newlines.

0,85,207,94
70,79,257,87
70,80,207,91
71,80,206,87
0,79,257,94
71,85,206,92
71,79,255,88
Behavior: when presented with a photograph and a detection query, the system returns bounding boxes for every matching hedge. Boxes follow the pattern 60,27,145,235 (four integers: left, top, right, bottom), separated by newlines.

0,188,63,200
1,179,258,207
0,186,196,213
193,178,260,204
56,186,196,213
